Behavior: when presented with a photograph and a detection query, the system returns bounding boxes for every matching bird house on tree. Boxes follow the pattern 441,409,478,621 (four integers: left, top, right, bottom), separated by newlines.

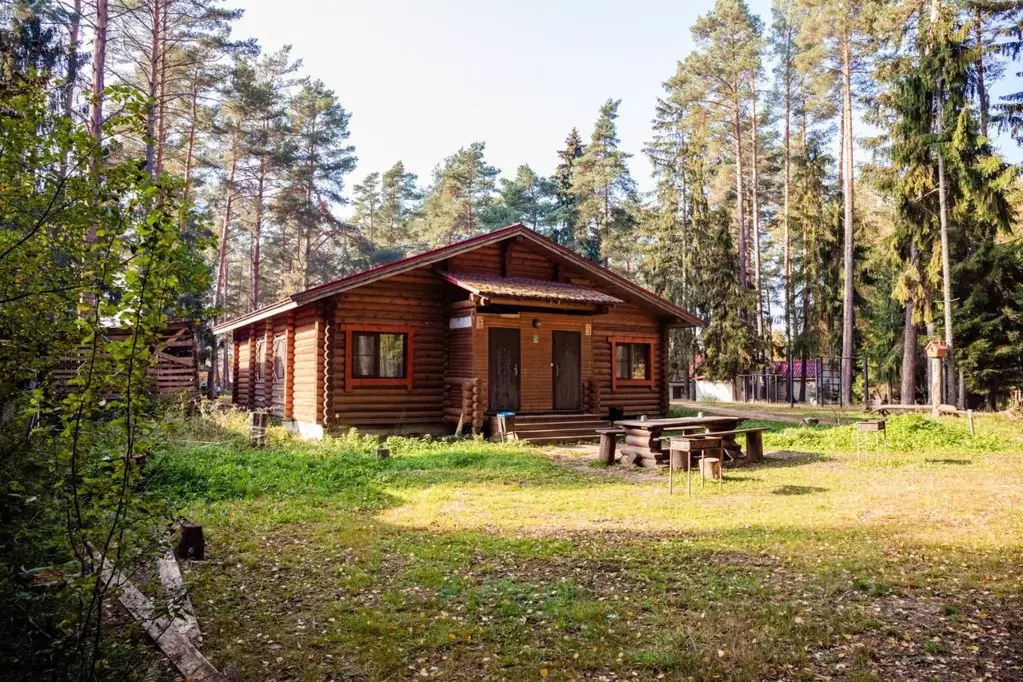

925,339,949,359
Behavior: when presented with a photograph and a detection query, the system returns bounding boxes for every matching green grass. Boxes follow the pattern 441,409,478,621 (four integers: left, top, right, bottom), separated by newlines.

148,408,1023,681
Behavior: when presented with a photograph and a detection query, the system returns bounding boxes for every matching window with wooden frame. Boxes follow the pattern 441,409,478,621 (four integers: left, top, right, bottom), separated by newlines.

610,336,656,391
344,325,415,390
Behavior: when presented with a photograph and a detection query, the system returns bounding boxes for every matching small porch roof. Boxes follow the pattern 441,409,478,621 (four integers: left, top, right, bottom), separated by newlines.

440,273,623,306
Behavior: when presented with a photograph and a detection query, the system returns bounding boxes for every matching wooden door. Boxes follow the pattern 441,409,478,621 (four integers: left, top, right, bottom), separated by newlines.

553,330,581,411
488,328,520,412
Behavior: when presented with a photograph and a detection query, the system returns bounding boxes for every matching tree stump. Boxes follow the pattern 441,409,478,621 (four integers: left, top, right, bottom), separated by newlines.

375,447,390,459
699,457,722,481
597,432,617,465
175,520,205,561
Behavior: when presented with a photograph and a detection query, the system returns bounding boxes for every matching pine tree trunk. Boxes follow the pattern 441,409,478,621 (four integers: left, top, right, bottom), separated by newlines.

783,58,792,396
89,0,108,145
253,161,266,310
900,299,917,405
145,0,163,177
182,74,198,204
732,98,746,290
936,85,957,408
213,151,238,317
840,34,856,407
64,0,82,121
750,78,764,342
155,1,170,176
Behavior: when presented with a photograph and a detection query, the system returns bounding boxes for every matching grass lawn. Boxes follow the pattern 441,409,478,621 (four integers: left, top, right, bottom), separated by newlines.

149,411,1023,681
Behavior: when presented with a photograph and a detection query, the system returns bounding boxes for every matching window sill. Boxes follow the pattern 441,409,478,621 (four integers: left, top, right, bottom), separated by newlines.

613,378,655,389
349,377,413,390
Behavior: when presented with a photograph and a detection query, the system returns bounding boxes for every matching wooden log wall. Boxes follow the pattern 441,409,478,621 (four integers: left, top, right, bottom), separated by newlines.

331,267,446,428
291,304,323,424
233,325,252,408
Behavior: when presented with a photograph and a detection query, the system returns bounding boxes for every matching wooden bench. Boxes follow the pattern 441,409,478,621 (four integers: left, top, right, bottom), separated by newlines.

595,427,625,465
702,427,767,463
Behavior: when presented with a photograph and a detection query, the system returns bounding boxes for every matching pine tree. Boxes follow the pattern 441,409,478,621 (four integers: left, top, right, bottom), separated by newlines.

377,161,421,252
234,47,300,310
487,165,557,233
418,141,498,246
570,98,637,265
271,78,357,294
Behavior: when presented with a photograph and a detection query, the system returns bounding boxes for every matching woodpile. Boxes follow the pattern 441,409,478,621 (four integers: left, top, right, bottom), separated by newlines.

53,323,198,397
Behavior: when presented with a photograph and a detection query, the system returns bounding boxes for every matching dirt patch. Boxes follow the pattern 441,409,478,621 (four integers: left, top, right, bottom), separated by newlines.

805,592,1023,681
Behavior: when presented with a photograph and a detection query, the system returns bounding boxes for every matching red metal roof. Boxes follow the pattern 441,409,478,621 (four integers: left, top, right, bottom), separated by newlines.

213,224,703,333
440,273,623,305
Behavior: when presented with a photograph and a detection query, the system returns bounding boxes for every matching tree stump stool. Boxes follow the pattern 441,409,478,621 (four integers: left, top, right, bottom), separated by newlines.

596,427,624,466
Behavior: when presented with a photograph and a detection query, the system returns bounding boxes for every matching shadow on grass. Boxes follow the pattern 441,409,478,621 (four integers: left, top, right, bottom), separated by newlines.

925,458,971,466
772,484,828,496
149,417,619,507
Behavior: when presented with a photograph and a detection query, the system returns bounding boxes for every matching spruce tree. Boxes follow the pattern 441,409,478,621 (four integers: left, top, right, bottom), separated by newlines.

551,128,585,246
570,98,637,265
487,165,557,233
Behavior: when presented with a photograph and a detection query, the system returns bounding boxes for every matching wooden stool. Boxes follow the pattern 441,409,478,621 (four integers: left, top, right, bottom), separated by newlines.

855,420,887,461
667,436,723,496
595,427,624,466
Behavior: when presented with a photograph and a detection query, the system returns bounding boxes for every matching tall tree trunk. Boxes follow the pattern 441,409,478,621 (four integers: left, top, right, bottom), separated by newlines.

155,0,170,176
252,161,266,310
900,302,917,404
64,0,82,120
213,150,237,318
975,8,988,138
182,73,199,204
89,0,108,145
783,54,792,403
145,0,163,177
750,78,764,342
840,34,856,406
732,97,747,290
936,86,957,407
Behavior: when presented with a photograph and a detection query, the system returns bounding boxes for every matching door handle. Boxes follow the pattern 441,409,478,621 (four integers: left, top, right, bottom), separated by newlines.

514,364,519,377
555,364,561,377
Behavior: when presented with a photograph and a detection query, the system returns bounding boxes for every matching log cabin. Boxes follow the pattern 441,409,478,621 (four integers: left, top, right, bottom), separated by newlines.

212,224,702,443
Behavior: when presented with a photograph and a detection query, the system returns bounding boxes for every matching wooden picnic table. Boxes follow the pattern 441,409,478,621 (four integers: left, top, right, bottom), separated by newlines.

614,416,745,467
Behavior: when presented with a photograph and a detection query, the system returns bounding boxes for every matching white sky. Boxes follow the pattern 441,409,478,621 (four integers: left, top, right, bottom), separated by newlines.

234,0,1021,201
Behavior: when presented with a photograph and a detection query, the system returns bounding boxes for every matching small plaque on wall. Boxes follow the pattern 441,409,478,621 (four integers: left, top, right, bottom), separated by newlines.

475,317,484,330
532,334,539,344
585,323,592,336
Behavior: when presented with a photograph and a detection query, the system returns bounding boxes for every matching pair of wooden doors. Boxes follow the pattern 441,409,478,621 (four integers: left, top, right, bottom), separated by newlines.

488,328,580,412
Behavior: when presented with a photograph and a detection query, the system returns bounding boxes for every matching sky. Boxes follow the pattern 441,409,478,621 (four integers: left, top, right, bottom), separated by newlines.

234,0,1021,201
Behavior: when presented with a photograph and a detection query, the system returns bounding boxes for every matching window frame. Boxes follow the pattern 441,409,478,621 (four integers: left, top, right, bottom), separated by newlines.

609,336,656,391
344,325,415,391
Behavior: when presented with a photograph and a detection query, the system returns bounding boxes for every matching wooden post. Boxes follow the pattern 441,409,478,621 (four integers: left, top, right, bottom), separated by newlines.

926,340,948,417
745,431,763,463
967,409,975,436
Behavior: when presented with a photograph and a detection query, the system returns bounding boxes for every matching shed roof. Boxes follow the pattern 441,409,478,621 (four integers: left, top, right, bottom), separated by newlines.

440,273,623,305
